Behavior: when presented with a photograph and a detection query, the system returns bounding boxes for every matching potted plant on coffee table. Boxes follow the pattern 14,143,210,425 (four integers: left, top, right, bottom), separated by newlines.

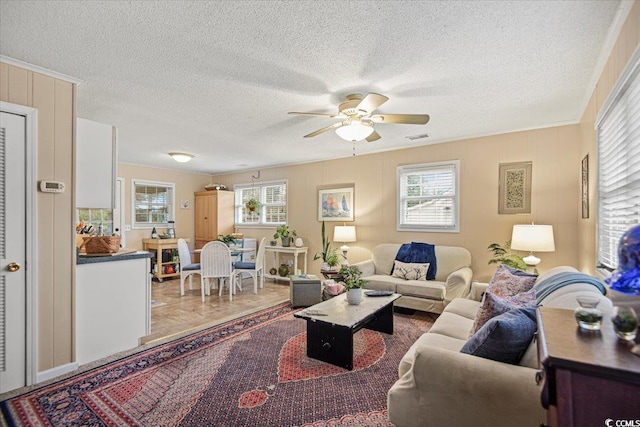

273,224,297,247
340,265,367,305
314,221,342,271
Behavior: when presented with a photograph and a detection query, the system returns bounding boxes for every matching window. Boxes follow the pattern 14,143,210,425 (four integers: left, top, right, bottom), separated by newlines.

397,160,460,232
234,180,287,226
131,179,175,229
596,51,640,270
77,208,113,235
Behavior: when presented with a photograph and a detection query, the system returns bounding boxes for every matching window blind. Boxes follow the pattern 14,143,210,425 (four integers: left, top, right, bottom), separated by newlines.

597,52,640,269
234,180,287,225
397,161,459,232
131,180,175,228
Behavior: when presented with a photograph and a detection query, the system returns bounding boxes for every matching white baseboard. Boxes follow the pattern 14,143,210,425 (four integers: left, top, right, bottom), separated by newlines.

36,362,79,384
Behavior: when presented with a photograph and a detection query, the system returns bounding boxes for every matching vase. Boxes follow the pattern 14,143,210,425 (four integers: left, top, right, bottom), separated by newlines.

346,288,363,305
574,295,603,330
611,306,638,341
295,237,303,248
278,264,290,277
281,236,292,247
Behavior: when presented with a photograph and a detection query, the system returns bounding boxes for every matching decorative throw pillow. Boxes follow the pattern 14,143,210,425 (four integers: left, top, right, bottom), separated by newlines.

469,289,537,336
391,260,429,281
487,265,538,298
461,307,537,365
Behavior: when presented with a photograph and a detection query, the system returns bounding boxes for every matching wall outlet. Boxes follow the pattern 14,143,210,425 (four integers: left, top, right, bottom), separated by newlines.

124,224,131,231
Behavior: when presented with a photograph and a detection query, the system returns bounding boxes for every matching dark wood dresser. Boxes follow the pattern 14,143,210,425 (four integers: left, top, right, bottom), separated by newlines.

537,307,640,427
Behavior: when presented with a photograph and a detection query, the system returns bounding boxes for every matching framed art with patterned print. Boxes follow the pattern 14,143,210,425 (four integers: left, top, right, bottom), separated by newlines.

498,161,532,214
582,154,589,219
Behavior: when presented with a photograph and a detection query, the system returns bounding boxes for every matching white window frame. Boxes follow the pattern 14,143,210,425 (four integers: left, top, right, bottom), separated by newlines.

131,179,175,229
397,160,460,232
595,46,640,273
234,180,288,227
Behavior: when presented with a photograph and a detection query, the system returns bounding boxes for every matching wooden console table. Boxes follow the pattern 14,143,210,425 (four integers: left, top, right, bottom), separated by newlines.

264,245,308,281
537,306,640,427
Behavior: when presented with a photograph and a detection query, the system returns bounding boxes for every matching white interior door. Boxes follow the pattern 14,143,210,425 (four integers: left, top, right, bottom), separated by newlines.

0,111,27,393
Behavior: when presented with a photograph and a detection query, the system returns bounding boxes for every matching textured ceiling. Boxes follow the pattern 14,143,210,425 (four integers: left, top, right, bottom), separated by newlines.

0,1,625,175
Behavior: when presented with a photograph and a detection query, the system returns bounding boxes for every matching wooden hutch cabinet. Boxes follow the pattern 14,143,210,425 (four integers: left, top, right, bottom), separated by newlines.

537,307,640,427
194,190,235,249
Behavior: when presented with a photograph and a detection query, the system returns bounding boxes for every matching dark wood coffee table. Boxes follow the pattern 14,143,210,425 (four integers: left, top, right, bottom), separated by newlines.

294,292,401,370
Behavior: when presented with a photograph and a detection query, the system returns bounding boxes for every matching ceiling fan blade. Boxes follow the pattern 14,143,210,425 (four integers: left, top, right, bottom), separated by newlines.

356,93,389,114
289,111,339,118
366,130,381,142
303,122,343,138
369,114,430,125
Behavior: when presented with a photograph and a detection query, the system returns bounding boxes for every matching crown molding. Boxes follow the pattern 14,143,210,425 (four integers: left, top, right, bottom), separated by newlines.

0,55,83,85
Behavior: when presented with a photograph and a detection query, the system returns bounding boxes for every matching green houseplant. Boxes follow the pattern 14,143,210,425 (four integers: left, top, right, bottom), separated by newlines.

313,221,341,271
487,241,529,272
217,234,239,246
245,198,261,213
273,224,297,247
339,265,367,305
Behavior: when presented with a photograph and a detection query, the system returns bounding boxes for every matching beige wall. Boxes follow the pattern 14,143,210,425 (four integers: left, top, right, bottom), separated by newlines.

213,124,581,282
0,62,75,371
117,163,212,250
578,1,640,274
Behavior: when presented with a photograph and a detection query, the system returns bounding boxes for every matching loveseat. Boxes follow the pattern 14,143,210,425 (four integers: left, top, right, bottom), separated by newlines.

387,266,613,427
352,243,472,313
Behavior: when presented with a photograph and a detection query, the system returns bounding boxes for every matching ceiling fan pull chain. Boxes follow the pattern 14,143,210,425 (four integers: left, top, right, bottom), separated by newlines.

353,141,356,156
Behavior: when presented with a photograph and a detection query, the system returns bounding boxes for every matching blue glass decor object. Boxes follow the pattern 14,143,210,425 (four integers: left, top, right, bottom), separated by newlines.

607,224,640,295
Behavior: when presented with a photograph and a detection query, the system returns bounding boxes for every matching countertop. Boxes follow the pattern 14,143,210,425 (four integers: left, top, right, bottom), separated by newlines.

77,250,152,265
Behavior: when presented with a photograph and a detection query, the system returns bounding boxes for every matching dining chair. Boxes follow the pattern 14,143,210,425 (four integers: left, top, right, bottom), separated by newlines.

233,237,266,294
177,238,201,296
200,240,236,302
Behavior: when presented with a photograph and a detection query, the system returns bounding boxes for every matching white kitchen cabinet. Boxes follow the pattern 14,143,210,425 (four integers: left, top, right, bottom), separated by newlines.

76,254,151,365
76,117,117,209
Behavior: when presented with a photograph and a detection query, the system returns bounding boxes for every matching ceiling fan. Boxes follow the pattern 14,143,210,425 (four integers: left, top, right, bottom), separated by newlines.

289,93,430,142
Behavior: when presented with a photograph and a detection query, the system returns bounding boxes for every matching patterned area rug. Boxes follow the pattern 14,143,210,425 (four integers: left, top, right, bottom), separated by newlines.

1,302,437,426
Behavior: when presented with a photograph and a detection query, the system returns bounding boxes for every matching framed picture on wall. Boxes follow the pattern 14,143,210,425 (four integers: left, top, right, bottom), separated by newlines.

582,154,589,219
498,161,532,214
318,185,354,221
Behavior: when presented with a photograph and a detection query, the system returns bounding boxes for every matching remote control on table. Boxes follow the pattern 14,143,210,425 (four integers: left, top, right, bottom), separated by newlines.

304,309,328,316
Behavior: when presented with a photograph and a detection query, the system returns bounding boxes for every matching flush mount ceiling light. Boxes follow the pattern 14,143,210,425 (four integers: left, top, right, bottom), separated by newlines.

334,118,374,142
169,152,194,163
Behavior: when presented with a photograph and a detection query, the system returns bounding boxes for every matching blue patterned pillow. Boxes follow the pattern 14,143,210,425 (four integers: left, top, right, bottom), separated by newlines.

461,307,537,365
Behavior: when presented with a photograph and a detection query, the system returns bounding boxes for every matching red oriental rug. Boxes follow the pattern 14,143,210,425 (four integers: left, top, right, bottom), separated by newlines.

1,302,437,427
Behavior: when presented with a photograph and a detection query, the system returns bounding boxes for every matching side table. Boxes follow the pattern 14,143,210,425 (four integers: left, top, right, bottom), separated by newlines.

537,306,640,427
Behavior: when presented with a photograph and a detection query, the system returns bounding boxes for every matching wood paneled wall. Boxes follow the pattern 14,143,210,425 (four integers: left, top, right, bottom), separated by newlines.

578,1,640,274
0,62,75,371
212,124,581,282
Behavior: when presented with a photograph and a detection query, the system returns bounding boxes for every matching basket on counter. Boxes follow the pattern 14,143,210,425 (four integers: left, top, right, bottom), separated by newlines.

80,235,121,254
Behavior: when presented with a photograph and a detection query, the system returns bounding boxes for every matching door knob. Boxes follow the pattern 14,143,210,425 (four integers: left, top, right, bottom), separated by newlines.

7,262,20,272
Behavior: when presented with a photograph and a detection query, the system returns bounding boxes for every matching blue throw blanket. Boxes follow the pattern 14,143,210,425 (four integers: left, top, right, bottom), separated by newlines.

535,272,607,304
394,242,437,280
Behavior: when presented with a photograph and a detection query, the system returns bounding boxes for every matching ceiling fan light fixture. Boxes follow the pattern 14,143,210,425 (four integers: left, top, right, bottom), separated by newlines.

169,152,194,163
335,121,374,142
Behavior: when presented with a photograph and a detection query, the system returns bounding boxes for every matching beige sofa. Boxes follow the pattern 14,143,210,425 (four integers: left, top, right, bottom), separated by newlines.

352,243,472,313
387,266,613,427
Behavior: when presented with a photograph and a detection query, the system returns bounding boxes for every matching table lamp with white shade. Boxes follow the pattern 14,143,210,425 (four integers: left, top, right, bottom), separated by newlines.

334,225,356,264
510,224,555,268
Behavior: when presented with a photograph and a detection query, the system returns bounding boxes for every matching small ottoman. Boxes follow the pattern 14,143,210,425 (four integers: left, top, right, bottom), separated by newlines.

290,274,322,307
